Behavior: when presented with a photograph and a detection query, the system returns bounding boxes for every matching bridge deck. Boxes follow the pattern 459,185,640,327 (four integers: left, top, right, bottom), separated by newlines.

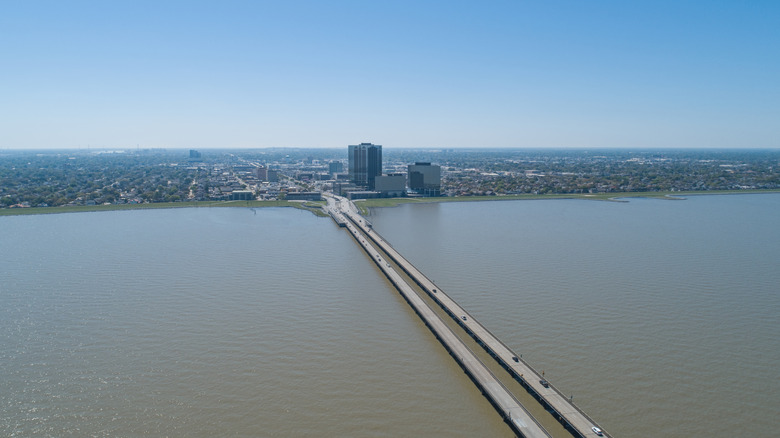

334,197,609,438
332,200,551,438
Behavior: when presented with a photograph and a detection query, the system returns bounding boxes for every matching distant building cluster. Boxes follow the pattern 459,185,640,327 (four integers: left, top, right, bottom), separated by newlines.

3,147,779,209
343,143,441,199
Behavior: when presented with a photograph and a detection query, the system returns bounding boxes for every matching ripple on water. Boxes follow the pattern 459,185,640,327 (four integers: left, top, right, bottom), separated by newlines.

1,208,513,437
368,194,780,438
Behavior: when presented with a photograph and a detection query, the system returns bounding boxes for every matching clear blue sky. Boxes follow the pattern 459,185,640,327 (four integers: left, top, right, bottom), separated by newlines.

2,0,778,149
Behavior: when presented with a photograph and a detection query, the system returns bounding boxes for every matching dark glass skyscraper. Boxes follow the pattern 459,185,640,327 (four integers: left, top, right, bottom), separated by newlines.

348,143,382,190
407,162,441,196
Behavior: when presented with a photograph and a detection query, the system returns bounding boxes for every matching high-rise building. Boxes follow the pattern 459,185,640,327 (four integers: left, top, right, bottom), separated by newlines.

348,143,382,190
408,162,441,196
328,161,344,176
254,165,267,181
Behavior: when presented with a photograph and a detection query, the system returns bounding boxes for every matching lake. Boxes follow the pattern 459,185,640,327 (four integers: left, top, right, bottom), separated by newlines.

2,194,778,437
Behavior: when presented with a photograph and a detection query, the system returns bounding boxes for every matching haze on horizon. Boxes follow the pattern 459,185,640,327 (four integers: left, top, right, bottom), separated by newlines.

1,1,778,150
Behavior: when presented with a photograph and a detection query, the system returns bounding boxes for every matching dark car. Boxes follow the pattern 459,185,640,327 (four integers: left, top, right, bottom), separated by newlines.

512,356,519,362
539,379,549,388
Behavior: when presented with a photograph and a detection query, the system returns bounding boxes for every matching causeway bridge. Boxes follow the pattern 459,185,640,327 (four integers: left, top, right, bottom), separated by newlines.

324,194,610,438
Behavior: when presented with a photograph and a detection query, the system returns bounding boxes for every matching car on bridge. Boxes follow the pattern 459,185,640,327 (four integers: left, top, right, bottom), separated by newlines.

539,379,549,388
592,426,604,436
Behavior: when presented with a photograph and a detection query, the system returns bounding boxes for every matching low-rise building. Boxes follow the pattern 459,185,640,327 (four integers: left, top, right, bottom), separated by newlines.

286,191,322,201
230,190,254,200
346,191,380,200
375,173,407,197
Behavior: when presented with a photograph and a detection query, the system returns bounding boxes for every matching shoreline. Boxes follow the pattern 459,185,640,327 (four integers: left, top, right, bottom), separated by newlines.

0,199,326,217
2,189,779,218
353,189,780,215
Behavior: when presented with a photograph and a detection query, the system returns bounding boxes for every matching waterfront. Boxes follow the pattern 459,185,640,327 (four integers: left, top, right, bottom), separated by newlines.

2,194,779,437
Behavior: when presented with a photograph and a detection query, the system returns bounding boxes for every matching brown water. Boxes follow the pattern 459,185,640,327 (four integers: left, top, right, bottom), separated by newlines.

2,194,779,437
0,207,511,437
367,194,780,437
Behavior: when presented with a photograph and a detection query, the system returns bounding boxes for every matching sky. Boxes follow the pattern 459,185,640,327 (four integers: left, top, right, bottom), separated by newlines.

1,0,779,150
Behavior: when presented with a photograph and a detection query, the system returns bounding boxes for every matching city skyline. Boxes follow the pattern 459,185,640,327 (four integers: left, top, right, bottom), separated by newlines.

2,1,779,150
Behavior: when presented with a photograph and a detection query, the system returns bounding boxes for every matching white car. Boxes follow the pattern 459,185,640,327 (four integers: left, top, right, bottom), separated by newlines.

592,426,603,436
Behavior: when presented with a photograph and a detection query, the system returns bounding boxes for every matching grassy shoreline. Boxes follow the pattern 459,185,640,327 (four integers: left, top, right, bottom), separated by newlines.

2,189,778,217
353,189,780,215
0,200,322,217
